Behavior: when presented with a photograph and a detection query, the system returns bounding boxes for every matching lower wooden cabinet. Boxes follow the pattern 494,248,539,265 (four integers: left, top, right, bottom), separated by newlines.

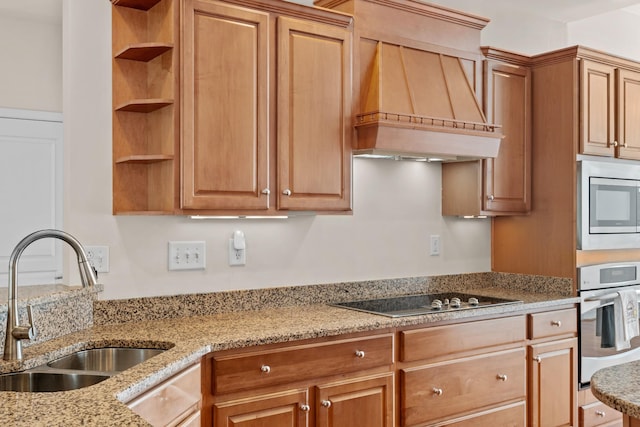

578,388,622,427
527,308,579,427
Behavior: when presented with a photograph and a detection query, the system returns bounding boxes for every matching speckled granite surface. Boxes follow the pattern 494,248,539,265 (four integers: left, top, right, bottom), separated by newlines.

93,272,573,324
591,361,640,420
0,273,576,426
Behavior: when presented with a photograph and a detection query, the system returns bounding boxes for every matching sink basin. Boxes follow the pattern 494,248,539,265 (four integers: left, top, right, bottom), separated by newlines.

0,372,109,392
47,347,165,372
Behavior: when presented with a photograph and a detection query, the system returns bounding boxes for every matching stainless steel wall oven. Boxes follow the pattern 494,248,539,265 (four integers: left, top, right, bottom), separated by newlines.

578,262,640,387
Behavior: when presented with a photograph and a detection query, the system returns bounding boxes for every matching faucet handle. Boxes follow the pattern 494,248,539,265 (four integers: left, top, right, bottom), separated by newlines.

12,305,37,341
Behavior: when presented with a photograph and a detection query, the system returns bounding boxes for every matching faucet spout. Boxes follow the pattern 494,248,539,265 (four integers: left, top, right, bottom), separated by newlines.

4,229,97,361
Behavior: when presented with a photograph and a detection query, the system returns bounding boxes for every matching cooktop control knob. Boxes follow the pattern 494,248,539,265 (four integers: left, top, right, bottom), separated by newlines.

450,297,461,308
431,299,443,310
468,297,479,306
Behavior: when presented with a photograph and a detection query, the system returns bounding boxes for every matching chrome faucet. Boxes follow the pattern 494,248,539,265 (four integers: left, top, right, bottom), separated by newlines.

3,229,97,361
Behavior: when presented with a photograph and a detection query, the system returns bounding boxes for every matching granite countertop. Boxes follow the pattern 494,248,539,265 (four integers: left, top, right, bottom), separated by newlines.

0,285,577,427
591,360,640,420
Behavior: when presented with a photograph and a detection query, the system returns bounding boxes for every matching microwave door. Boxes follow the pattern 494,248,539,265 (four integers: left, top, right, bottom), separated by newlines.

589,177,638,233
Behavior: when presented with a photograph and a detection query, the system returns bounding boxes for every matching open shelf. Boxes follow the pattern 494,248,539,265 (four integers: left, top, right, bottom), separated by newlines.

115,99,173,113
115,154,175,164
115,43,174,62
111,0,162,10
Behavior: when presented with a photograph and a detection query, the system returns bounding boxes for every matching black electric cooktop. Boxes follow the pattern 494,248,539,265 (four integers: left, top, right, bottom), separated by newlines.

332,292,523,318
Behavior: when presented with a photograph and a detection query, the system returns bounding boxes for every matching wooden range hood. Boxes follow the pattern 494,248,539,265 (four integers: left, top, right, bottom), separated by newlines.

355,41,502,160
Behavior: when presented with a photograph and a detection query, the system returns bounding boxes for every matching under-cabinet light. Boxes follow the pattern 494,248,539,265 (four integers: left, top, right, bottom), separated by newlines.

190,215,289,220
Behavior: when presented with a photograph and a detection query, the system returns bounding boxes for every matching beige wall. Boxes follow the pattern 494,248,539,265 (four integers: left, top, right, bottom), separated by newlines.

0,10,61,112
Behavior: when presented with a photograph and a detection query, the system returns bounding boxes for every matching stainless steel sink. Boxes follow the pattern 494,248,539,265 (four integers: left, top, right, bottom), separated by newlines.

0,371,109,392
47,347,165,372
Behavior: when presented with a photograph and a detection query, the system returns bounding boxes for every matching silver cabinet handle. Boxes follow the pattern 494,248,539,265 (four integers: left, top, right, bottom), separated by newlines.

432,387,443,396
321,400,332,408
261,188,270,195
613,140,619,147
534,356,542,363
260,365,271,373
299,404,310,412
282,189,292,196
550,320,562,327
487,195,495,201
497,374,508,381
595,410,605,417
355,350,365,358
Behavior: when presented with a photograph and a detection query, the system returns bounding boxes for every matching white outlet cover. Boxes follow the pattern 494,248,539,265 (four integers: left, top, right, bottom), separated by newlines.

85,246,109,273
168,241,206,271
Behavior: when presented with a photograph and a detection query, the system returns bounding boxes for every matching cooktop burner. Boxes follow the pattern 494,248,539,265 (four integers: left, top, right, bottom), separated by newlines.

332,292,523,318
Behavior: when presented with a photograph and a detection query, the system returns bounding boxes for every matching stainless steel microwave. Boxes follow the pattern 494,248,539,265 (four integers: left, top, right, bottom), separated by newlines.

578,159,640,250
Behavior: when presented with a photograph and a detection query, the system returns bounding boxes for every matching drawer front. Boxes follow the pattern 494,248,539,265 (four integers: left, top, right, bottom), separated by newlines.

529,308,577,340
213,334,394,394
400,316,525,362
445,401,525,427
401,347,526,426
128,363,202,426
580,400,622,427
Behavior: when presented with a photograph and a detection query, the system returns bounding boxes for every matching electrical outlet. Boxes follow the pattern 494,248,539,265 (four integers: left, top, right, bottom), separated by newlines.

430,235,441,256
85,246,109,273
168,241,206,271
228,239,246,266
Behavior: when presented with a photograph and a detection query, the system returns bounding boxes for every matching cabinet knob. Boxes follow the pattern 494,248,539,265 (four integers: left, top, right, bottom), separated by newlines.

432,387,443,396
282,189,292,196
623,141,628,148
354,350,365,358
261,188,270,195
613,140,619,147
321,400,332,408
550,320,562,327
299,404,311,412
595,410,606,417
534,356,542,363
487,195,495,201
496,374,508,381
260,365,271,374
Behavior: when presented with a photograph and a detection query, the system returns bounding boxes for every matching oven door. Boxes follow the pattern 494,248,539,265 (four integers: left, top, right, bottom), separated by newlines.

579,286,640,386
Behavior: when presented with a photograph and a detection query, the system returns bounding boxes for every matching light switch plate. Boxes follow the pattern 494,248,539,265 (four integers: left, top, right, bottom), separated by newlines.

168,241,206,271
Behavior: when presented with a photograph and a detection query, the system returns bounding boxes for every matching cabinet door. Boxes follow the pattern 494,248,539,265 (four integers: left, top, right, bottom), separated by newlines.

277,17,352,211
315,373,393,427
483,61,531,213
528,338,578,427
181,0,269,210
214,388,310,427
580,60,615,157
616,68,640,160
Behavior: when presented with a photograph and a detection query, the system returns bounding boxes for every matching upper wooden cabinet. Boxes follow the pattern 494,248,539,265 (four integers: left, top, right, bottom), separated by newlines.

581,59,640,160
442,48,532,216
113,0,353,215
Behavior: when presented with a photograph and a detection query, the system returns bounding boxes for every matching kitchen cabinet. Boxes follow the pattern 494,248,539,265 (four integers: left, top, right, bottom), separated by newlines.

111,0,178,214
578,388,622,427
398,316,527,426
580,59,640,160
126,362,202,426
527,308,578,427
492,46,640,285
181,0,352,213
112,0,352,215
203,332,394,427
442,48,531,216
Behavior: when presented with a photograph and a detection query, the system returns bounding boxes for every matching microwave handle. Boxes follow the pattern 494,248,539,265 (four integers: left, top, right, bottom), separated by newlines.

585,289,640,302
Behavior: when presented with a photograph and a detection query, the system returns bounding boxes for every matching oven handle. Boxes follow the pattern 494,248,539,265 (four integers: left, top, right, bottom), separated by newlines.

584,289,640,302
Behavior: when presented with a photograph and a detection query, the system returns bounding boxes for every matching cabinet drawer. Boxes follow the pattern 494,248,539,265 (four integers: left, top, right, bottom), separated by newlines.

445,401,525,427
213,334,394,394
127,363,201,427
400,316,525,362
528,308,577,340
400,347,526,426
580,400,622,427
